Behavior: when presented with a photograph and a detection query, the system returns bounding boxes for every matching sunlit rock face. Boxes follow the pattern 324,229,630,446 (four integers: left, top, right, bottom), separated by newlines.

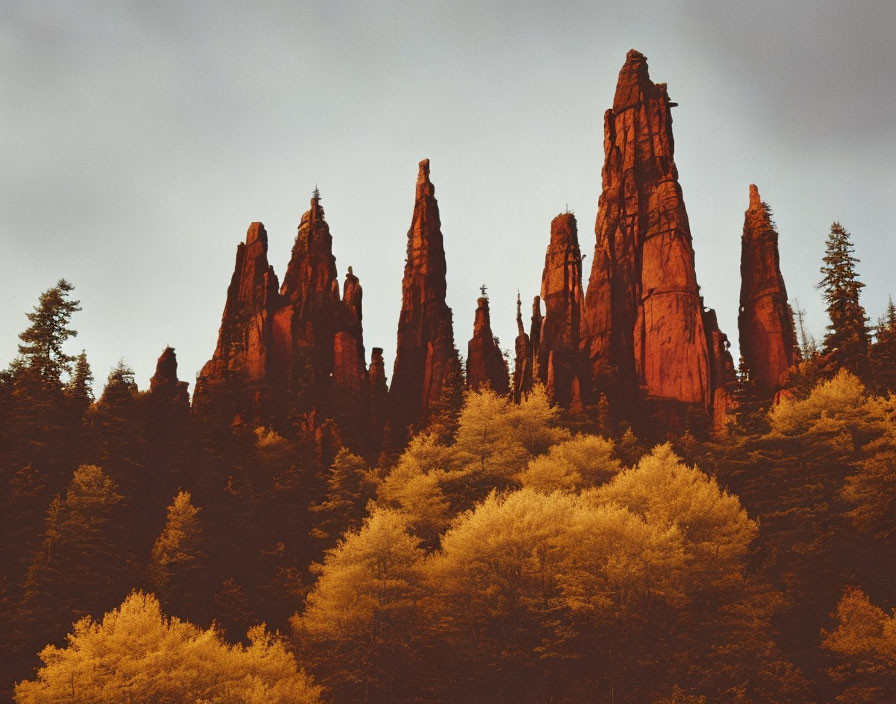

194,195,369,443
193,221,281,425
389,159,459,437
467,296,510,395
582,49,729,428
537,213,589,411
738,184,798,399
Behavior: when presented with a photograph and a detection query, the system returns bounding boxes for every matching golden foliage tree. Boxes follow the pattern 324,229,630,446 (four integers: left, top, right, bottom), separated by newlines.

14,591,322,704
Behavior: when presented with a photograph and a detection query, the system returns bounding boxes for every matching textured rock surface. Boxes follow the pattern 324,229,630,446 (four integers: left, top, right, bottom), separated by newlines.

193,222,279,423
702,308,737,431
512,293,534,401
738,184,797,398
467,296,510,394
149,346,190,409
194,195,369,440
582,49,714,420
538,213,589,409
390,159,460,435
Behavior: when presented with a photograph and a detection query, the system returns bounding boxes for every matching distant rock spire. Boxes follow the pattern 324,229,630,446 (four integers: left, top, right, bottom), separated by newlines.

390,159,460,436
738,184,797,398
538,212,589,409
467,294,510,394
513,292,534,401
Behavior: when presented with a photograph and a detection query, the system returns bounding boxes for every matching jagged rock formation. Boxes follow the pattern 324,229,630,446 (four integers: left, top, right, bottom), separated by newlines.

149,346,190,410
368,347,389,449
582,49,719,426
738,185,798,398
193,222,279,424
513,294,534,401
194,194,369,441
538,213,589,410
702,308,737,431
390,159,460,436
467,296,510,394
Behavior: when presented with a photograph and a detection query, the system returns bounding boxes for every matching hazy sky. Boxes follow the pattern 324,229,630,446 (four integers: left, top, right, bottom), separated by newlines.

2,1,894,395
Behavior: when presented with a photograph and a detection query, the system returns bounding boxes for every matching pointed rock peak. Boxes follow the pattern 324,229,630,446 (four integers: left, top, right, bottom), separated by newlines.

416,158,434,197
474,296,491,329
151,346,179,389
246,222,267,247
748,184,761,210
614,49,656,112
417,158,430,183
550,212,578,246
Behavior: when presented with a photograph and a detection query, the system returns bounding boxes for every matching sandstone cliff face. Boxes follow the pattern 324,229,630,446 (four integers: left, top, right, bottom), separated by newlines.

582,49,714,420
194,195,369,440
149,346,190,410
467,296,510,394
738,185,797,398
193,222,279,423
538,213,589,410
390,159,460,435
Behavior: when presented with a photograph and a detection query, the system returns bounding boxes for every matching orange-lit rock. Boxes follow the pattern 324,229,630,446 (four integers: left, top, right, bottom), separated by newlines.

467,296,510,394
702,308,737,432
512,293,534,401
538,213,590,408
195,194,369,443
738,184,797,398
582,49,717,424
390,159,460,436
193,222,280,423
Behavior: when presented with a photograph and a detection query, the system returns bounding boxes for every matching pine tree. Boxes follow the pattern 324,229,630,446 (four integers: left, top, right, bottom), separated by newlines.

818,222,869,376
21,465,130,644
149,491,207,620
870,297,896,394
66,350,94,409
17,279,81,388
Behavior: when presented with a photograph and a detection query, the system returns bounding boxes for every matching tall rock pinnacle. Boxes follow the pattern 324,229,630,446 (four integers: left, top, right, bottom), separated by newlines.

390,159,460,436
538,213,589,409
513,293,534,401
467,295,510,394
738,184,797,398
195,192,369,444
582,49,714,423
193,222,280,423
149,346,190,411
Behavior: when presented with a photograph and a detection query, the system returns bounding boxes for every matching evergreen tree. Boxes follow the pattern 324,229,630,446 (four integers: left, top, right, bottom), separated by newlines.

66,350,94,409
21,465,131,646
149,491,207,620
818,222,869,376
870,297,896,394
17,279,81,388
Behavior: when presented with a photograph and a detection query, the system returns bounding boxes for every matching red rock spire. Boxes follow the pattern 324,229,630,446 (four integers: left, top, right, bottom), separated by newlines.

513,292,534,401
467,294,510,394
538,213,589,409
582,49,714,423
738,184,797,397
193,222,280,422
390,159,459,436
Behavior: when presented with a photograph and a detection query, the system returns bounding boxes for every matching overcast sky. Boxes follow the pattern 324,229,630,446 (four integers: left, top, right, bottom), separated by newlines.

2,0,894,395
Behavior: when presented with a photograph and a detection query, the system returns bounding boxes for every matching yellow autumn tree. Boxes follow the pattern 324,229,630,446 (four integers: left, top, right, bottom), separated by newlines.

14,591,323,704
293,507,425,702
517,433,620,492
